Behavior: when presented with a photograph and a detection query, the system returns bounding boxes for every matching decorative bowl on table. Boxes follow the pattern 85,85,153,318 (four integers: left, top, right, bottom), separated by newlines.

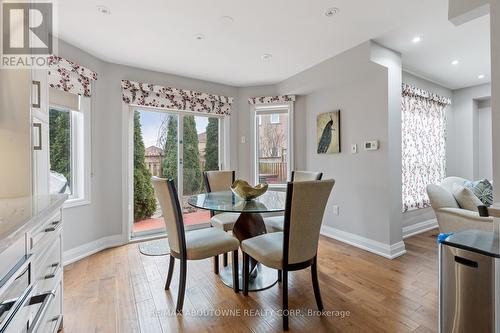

231,180,268,201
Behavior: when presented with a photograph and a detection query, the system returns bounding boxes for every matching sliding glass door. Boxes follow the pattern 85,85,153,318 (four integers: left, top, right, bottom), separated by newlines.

132,109,223,238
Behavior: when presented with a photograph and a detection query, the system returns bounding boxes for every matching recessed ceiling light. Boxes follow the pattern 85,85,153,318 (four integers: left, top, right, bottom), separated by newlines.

219,16,234,24
97,5,111,15
194,33,205,41
261,53,272,61
325,7,340,17
412,36,422,43
451,60,459,65
478,74,486,79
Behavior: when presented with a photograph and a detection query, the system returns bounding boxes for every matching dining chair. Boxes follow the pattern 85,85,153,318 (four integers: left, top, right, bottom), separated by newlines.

241,179,335,331
264,170,323,233
203,170,241,272
151,177,240,313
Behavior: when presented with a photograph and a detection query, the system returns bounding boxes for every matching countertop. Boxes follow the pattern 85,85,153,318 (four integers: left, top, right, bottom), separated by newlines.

442,229,500,258
0,194,67,253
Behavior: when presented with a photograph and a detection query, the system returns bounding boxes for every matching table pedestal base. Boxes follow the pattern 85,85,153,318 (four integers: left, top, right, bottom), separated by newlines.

219,262,278,292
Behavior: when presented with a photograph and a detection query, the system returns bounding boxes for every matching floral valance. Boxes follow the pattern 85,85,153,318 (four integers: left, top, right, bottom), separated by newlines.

47,55,98,97
121,80,234,116
248,95,296,105
402,83,451,106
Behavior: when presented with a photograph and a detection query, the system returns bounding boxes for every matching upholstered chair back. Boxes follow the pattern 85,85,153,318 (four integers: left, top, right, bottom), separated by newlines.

151,177,185,255
284,179,335,265
291,171,323,182
204,171,235,192
426,177,467,209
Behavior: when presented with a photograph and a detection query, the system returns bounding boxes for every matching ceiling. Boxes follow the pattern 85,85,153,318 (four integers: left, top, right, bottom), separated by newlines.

376,3,490,90
55,0,490,89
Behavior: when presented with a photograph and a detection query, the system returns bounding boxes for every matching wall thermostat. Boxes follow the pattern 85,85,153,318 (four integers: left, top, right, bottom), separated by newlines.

364,140,379,151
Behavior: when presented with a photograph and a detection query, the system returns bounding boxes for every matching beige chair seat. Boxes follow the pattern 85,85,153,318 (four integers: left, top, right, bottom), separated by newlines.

263,216,284,232
241,232,283,269
210,213,240,231
185,228,239,260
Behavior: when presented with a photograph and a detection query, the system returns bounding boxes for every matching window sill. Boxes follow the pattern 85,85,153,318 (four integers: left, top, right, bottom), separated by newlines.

63,198,91,209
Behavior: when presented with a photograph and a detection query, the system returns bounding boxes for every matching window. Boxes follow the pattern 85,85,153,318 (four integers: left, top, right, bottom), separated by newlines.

254,105,292,186
270,114,280,124
402,85,448,212
49,96,91,206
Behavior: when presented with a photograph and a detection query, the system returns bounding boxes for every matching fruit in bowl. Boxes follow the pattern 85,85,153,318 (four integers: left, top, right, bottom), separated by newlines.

231,180,268,201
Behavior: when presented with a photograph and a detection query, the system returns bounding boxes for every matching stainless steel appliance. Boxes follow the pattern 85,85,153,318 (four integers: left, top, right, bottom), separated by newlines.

439,230,500,333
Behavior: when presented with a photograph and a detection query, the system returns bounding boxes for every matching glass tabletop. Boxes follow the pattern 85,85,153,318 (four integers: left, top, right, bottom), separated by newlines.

187,191,286,213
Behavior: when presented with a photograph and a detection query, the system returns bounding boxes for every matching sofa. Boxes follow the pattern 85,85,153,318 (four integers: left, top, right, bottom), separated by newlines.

426,177,493,233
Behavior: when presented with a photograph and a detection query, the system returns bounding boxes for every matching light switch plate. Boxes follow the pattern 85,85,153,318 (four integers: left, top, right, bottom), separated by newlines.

351,144,357,154
241,136,246,144
333,205,339,216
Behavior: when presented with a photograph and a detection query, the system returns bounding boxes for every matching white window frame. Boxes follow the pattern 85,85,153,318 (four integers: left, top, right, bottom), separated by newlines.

251,102,294,189
124,105,230,241
49,97,92,208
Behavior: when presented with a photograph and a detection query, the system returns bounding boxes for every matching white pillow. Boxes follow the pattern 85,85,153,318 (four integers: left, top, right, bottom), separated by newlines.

452,186,483,211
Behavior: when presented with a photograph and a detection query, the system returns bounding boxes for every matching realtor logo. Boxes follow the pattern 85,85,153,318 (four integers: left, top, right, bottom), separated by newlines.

1,2,56,68
3,2,52,54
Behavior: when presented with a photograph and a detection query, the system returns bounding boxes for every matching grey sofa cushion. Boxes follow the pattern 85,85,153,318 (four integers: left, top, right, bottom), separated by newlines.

463,179,493,207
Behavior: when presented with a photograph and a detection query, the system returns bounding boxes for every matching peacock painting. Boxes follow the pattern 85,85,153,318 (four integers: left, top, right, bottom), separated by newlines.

317,110,340,154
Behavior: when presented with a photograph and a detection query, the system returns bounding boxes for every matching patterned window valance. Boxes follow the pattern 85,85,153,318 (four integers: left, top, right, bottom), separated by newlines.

402,83,451,106
47,55,98,97
248,95,296,105
121,80,234,116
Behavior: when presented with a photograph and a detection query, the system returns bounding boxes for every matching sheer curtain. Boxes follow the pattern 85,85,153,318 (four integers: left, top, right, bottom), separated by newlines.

402,83,451,212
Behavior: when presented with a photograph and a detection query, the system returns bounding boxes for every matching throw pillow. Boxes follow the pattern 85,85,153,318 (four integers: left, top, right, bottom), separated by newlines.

463,179,493,206
453,186,484,211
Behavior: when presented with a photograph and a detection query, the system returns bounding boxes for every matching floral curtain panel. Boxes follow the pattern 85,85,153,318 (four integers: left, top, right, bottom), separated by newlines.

47,55,98,97
121,80,234,116
402,83,451,212
248,95,296,104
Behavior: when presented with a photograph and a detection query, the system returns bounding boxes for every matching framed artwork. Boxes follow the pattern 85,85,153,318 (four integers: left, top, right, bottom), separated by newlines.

32,81,41,108
317,110,340,154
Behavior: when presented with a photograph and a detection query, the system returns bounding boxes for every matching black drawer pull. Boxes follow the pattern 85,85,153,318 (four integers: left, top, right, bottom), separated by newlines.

44,221,60,232
455,256,478,268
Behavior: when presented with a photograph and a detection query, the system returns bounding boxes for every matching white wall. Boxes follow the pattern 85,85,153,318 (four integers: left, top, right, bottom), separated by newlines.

276,42,405,257
235,85,279,181
448,83,491,179
448,0,500,200
477,99,492,180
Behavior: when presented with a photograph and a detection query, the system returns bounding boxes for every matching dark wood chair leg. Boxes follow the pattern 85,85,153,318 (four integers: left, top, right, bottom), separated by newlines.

213,255,219,275
243,252,249,296
223,252,228,267
232,250,239,293
311,256,324,311
278,269,282,282
283,270,289,331
165,255,175,290
176,259,187,314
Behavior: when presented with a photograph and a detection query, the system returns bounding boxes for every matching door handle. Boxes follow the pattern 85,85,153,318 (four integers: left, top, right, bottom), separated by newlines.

454,256,478,268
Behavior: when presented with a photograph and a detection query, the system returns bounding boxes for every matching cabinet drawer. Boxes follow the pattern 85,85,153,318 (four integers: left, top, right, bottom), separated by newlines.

29,211,62,253
34,234,62,295
38,283,62,333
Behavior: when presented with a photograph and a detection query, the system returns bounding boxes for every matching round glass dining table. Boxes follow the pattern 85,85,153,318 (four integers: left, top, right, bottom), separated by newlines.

187,190,286,291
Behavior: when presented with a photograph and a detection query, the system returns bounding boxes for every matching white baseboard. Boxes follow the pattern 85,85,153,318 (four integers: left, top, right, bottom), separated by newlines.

402,218,438,239
320,225,406,259
63,234,124,266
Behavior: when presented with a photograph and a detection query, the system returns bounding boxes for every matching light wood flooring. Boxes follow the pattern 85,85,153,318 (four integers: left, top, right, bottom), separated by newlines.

62,229,439,332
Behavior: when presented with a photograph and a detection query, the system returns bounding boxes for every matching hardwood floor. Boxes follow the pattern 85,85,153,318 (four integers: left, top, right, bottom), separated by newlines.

62,230,439,332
